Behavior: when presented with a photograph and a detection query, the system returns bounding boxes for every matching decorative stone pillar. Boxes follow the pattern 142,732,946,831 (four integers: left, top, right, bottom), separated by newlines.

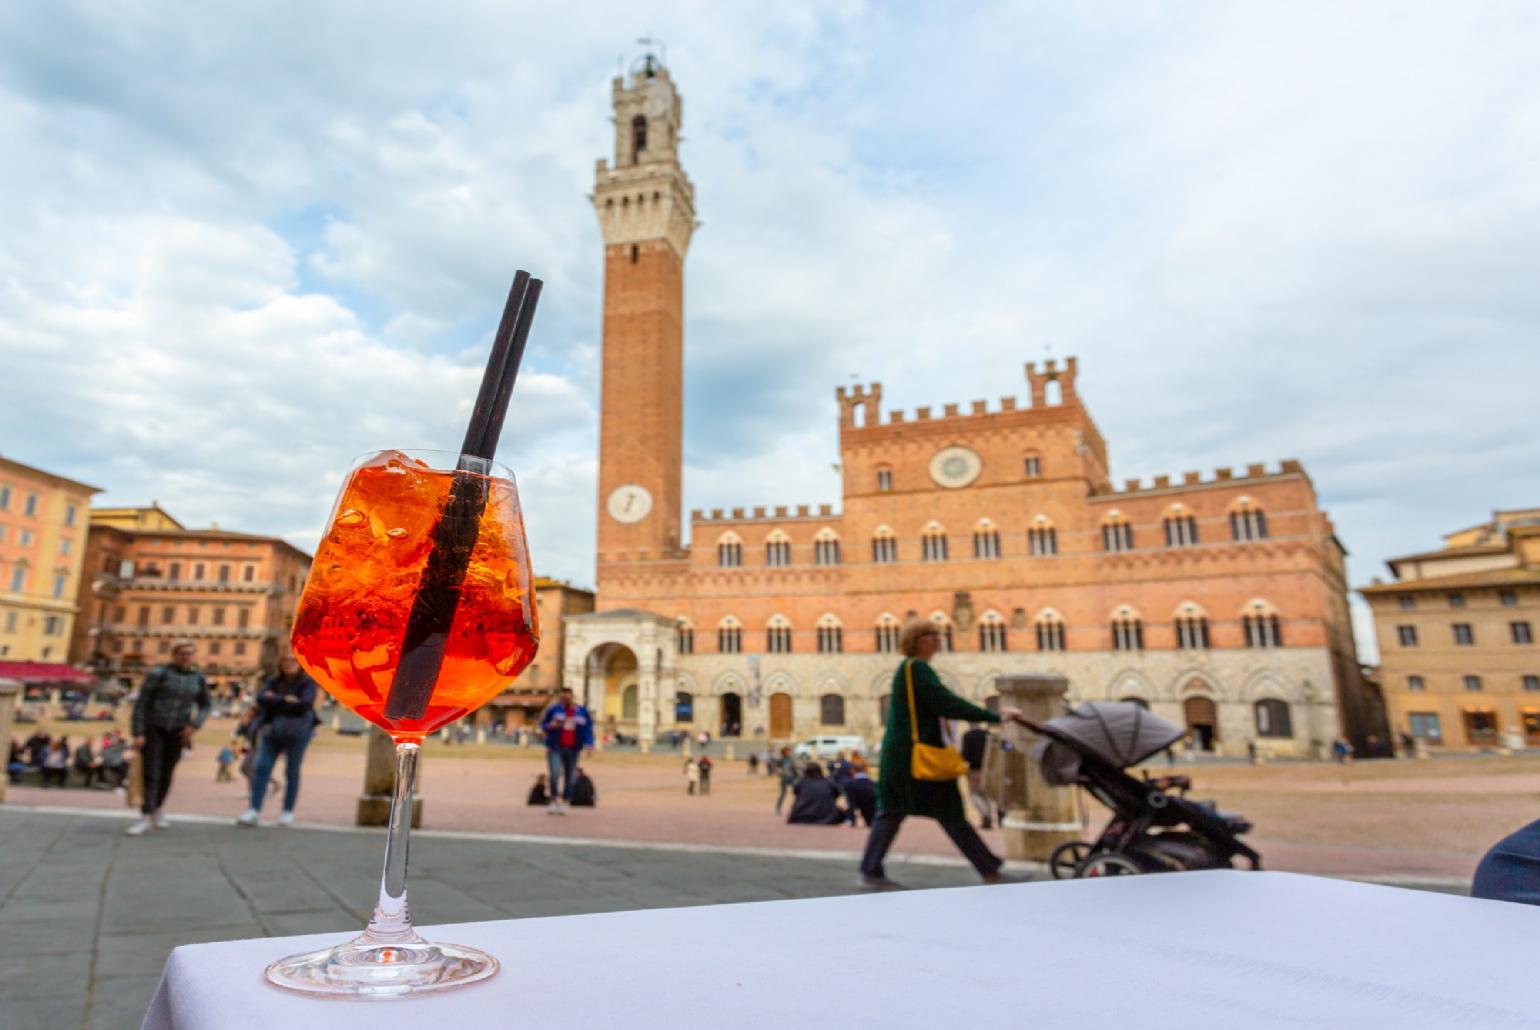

0,679,18,804
996,674,1081,862
356,726,422,827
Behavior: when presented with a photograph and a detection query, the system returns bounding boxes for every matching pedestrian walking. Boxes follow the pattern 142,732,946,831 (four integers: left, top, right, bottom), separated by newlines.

684,757,700,795
747,751,759,774
538,687,593,814
858,618,1021,889
775,746,799,814
126,641,211,836
961,722,994,829
697,754,713,795
236,655,319,828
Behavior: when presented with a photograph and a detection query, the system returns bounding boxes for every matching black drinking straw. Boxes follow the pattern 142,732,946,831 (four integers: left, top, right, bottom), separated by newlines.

383,271,543,722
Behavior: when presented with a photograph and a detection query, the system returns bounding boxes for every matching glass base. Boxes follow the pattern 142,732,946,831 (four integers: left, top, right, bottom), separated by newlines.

265,931,499,998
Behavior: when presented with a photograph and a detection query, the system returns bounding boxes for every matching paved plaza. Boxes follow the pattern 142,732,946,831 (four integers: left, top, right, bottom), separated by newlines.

0,806,999,1029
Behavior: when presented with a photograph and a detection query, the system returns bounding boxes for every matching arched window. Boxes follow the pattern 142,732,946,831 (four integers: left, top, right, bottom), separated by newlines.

921,522,949,562
1163,505,1199,548
820,693,846,726
874,613,901,653
1023,451,1042,478
1230,498,1269,542
1035,610,1066,652
716,532,742,568
675,617,694,655
631,114,647,161
1110,606,1143,652
674,691,694,722
765,530,791,567
871,526,898,564
1101,511,1134,553
816,614,844,654
876,466,893,492
1028,516,1058,556
1174,603,1211,649
717,615,742,654
1243,600,1283,648
972,519,1001,559
978,610,1008,653
1254,698,1293,738
929,612,954,653
813,528,841,565
766,614,793,654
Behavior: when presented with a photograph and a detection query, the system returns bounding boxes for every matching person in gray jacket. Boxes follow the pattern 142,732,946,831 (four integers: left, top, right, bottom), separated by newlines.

126,641,211,836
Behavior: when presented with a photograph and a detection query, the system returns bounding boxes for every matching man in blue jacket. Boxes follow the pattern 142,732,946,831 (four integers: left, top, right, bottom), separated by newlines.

539,687,593,814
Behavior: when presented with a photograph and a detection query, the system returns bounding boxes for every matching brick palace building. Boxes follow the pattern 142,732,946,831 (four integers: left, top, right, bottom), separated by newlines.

69,505,312,694
564,57,1368,757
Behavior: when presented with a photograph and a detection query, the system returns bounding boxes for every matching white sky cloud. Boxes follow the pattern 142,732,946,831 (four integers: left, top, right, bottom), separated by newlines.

2,2,1538,665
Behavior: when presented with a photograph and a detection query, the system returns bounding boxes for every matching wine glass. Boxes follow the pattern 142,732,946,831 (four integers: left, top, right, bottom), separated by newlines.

265,448,538,997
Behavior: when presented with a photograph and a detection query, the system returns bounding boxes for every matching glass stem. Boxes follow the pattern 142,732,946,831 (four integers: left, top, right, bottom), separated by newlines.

365,741,420,943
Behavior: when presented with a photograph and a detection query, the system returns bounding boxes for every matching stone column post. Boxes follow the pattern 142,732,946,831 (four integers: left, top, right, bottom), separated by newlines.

356,726,422,827
996,674,1082,862
0,679,18,804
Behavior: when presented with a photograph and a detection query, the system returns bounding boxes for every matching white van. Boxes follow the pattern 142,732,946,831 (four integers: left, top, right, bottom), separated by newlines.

793,735,871,762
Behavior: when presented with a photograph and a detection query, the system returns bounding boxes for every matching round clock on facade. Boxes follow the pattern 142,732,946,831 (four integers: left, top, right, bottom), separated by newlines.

607,483,654,523
929,446,982,489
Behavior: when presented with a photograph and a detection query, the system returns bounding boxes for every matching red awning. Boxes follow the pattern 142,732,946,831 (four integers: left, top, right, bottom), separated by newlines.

0,661,100,684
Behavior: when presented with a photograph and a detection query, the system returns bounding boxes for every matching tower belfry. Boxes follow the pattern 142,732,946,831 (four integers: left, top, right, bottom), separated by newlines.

592,54,695,581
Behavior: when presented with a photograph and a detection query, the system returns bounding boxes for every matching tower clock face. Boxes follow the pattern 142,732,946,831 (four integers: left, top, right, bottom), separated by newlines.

929,446,983,489
607,483,654,523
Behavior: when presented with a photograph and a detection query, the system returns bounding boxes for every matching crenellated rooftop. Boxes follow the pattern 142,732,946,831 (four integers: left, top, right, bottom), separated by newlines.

1090,460,1307,499
836,357,1082,431
691,503,839,525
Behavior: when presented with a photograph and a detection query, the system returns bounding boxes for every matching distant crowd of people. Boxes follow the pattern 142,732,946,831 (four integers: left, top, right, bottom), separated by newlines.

7,729,129,788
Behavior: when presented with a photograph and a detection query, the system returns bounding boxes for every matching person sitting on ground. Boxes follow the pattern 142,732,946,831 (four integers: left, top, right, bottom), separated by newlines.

1472,818,1540,907
527,773,550,807
72,736,102,787
570,767,597,807
99,733,128,789
41,737,71,787
787,762,847,825
843,757,878,829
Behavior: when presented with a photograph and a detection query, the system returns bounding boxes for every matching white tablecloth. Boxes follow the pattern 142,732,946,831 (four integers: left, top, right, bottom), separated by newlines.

142,871,1540,1030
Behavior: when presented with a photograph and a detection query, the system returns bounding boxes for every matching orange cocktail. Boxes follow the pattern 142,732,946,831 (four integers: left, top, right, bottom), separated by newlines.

291,449,538,740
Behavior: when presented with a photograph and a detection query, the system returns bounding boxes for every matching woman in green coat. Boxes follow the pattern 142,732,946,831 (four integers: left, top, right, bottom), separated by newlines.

859,618,1021,890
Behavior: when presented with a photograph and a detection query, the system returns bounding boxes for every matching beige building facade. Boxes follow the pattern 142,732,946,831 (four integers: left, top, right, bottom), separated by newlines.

1362,509,1540,750
0,456,100,663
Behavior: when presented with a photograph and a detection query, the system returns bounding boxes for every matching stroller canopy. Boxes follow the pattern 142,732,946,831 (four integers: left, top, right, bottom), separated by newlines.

1032,701,1185,786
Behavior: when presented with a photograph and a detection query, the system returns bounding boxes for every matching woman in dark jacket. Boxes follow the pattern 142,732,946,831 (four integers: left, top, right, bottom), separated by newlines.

787,762,846,825
858,618,1021,889
236,656,319,828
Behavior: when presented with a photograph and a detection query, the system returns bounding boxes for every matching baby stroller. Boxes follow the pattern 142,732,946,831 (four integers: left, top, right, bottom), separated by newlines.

1022,701,1261,878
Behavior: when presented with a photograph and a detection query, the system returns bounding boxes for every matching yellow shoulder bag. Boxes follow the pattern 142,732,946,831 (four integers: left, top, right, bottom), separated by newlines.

906,659,970,782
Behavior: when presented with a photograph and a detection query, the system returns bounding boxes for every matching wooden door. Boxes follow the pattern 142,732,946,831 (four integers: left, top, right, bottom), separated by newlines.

769,692,793,738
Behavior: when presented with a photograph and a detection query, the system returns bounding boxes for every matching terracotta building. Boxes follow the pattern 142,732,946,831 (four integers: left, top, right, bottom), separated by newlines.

1361,509,1540,750
70,506,311,693
0,455,100,663
564,59,1366,756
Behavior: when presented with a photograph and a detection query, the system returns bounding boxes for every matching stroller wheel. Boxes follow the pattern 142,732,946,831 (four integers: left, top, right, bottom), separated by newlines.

1049,841,1092,880
1075,853,1145,878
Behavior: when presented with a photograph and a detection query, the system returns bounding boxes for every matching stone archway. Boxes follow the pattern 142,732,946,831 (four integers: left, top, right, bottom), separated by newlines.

720,692,742,737
585,643,639,735
1184,695,1219,750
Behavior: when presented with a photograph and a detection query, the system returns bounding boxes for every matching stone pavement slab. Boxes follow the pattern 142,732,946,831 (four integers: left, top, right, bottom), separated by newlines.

0,806,998,1028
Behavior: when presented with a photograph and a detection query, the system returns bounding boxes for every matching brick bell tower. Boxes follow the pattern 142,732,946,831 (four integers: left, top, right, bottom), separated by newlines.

592,53,695,581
